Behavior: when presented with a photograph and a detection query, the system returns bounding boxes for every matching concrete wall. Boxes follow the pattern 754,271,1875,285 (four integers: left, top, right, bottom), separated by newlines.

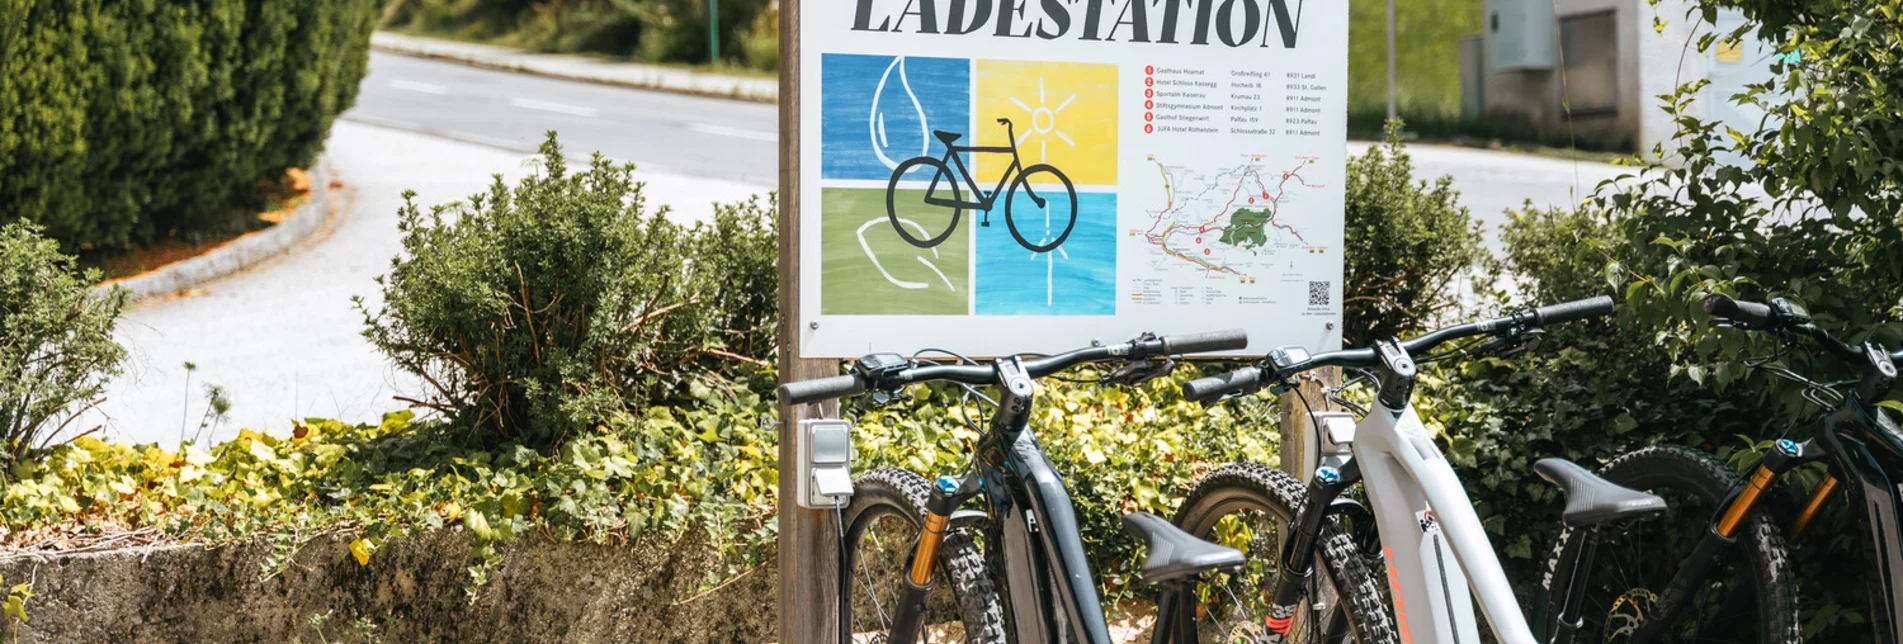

0,529,777,643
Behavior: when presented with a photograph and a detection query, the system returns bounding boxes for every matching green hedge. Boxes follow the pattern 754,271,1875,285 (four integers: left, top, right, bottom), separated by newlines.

0,0,377,248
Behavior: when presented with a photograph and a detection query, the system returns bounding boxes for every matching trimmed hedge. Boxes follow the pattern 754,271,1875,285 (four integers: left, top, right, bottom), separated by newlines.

0,0,377,248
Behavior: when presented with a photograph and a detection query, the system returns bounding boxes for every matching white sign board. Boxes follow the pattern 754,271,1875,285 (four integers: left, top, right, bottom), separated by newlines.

797,0,1347,358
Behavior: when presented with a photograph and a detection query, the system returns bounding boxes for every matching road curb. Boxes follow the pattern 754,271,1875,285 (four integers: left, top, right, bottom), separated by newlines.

370,33,777,104
98,158,335,305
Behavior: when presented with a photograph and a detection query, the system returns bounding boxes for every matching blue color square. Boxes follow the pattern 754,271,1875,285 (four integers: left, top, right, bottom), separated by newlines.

974,192,1117,316
821,54,972,181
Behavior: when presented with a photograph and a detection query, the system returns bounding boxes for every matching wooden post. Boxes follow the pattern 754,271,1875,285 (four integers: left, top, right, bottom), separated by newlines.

1277,367,1341,480
776,0,840,641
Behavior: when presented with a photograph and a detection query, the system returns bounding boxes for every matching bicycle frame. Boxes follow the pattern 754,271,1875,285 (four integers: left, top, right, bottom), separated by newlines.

1268,339,1539,644
885,357,1115,644
921,126,1026,213
1811,402,1903,641
1349,388,1536,643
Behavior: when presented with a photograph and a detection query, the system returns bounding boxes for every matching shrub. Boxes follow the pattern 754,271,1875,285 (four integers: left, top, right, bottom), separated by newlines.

1342,122,1491,346
0,223,128,464
0,0,377,248
357,134,777,449
380,0,777,70
1415,205,1760,577
1587,2,1903,638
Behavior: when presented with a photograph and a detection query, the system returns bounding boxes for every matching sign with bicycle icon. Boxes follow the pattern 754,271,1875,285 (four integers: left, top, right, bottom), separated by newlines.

795,1,1350,358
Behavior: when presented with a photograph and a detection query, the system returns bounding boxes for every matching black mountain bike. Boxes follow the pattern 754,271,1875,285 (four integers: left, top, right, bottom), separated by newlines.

781,330,1390,643
1536,294,1903,643
884,118,1078,253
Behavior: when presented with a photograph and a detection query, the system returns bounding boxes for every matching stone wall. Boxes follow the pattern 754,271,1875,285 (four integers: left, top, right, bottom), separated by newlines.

0,528,776,643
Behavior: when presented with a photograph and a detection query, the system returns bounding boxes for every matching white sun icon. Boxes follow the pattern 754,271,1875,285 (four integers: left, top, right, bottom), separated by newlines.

1006,76,1079,306
1008,78,1078,164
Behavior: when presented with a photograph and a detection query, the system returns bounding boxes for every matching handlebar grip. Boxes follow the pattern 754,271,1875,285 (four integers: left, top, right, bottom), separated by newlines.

1182,367,1263,403
1163,329,1250,355
1702,293,1775,327
1533,295,1616,326
778,374,866,405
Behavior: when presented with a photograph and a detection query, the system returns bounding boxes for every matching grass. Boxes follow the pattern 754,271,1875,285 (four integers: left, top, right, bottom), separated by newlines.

1348,0,1481,128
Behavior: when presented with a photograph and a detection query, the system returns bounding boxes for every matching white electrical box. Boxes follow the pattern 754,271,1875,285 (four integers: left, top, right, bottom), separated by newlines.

1487,0,1558,71
795,419,855,509
1299,411,1360,482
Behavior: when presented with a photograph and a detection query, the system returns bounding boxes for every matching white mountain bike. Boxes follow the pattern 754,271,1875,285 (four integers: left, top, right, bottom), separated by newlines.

1170,296,1673,644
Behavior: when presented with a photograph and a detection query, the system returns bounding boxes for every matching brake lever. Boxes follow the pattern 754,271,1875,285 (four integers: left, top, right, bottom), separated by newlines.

1104,358,1177,387
868,388,913,407
1475,328,1545,358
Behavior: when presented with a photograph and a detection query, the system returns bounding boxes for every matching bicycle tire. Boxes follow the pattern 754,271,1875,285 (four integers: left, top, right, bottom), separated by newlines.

1535,445,1800,644
1170,462,1400,644
887,157,964,249
1003,164,1078,253
839,468,1006,644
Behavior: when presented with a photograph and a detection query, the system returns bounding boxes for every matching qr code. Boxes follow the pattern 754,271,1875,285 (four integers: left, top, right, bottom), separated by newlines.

1308,281,1331,306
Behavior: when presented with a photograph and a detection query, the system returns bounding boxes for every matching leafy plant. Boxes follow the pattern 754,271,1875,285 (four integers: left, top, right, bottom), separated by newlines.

357,133,776,449
2,573,28,640
0,223,128,464
1342,122,1492,345
0,0,376,247
381,0,777,70
1587,2,1903,639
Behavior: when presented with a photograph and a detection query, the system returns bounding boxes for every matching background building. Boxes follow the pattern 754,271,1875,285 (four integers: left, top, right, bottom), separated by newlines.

1465,0,1777,156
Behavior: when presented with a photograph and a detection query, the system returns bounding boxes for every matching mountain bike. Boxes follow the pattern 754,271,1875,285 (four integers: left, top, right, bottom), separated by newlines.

1178,296,1668,644
884,117,1078,254
1534,294,1903,643
780,329,1394,643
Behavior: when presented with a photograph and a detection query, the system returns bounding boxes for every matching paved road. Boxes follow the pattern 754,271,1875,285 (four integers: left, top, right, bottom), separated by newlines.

350,53,779,185
86,52,1630,446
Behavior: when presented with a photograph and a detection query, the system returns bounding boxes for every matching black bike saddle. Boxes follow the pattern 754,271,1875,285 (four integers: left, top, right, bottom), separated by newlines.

1122,512,1245,586
934,130,962,145
1534,458,1668,527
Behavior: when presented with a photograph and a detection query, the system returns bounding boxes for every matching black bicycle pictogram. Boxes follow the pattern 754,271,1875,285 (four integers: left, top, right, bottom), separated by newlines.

884,118,1079,253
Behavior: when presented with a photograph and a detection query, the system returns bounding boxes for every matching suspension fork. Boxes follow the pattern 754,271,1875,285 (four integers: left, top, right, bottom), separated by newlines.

1628,438,1820,644
887,471,985,644
1261,460,1363,635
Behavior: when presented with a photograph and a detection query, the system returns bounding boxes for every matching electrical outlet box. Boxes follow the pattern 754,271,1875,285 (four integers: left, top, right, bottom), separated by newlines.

1487,0,1558,71
796,418,854,509
1300,411,1359,482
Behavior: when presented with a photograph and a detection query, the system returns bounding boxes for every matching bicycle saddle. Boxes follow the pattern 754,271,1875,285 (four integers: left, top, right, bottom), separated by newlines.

934,130,962,145
1534,458,1667,527
1122,512,1245,585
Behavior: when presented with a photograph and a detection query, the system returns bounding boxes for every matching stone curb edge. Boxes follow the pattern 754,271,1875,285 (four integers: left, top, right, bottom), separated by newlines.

96,158,334,305
369,39,778,105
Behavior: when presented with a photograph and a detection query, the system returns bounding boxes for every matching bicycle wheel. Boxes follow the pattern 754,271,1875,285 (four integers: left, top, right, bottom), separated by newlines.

1536,445,1799,643
1168,462,1399,644
1003,164,1078,253
887,157,964,249
839,468,1005,644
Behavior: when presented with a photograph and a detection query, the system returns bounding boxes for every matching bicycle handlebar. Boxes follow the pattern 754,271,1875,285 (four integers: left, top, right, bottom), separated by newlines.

1703,293,1903,366
778,374,868,405
1184,296,1615,403
1702,294,1777,328
778,329,1249,406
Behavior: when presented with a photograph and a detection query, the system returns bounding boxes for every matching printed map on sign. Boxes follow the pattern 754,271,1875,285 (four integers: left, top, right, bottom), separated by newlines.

1135,155,1327,286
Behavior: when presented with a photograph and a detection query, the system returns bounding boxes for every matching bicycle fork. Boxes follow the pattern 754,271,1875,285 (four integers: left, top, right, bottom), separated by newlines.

1616,439,1821,644
887,472,984,644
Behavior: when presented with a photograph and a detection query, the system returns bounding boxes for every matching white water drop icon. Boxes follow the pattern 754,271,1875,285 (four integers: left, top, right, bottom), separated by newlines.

870,57,930,171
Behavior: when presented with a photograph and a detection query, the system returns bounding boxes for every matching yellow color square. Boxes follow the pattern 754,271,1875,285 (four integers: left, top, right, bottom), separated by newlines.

973,60,1119,186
